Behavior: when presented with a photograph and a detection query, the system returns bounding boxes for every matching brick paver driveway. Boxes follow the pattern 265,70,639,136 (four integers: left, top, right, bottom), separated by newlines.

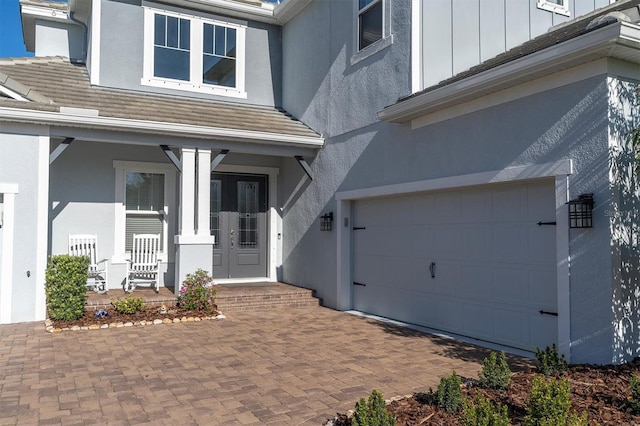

0,307,530,425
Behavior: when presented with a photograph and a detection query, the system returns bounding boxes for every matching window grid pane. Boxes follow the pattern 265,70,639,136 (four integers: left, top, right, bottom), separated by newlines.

203,24,236,87
154,14,190,81
237,181,258,248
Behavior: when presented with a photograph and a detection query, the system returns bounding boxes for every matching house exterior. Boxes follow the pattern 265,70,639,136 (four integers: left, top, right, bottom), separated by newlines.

0,0,639,365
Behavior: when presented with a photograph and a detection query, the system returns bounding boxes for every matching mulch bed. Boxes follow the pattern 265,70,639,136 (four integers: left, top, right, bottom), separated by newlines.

331,358,640,425
48,306,221,330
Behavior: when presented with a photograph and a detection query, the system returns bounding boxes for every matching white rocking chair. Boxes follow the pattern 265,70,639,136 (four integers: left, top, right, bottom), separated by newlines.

125,234,160,293
68,234,108,294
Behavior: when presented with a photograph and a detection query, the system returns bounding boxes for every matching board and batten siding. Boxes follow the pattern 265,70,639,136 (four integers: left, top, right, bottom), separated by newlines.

420,0,613,88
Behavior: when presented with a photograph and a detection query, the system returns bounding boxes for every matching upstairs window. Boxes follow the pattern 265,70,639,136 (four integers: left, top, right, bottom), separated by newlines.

142,7,246,98
536,0,570,16
154,15,190,81
203,23,236,87
358,0,382,50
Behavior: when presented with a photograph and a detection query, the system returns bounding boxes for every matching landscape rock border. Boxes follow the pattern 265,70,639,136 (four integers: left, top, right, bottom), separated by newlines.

44,313,227,333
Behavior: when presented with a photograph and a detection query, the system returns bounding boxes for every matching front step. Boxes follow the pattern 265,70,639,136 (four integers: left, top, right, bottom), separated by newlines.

214,283,320,312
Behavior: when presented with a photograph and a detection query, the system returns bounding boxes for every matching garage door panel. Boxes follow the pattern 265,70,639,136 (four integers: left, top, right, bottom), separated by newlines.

433,225,460,258
493,186,527,222
493,267,528,302
461,264,493,299
493,224,528,262
353,179,558,352
460,224,493,261
434,192,462,224
462,304,494,339
528,267,557,308
411,195,436,224
411,226,435,258
430,260,462,296
528,226,556,264
392,196,414,226
494,308,530,347
461,190,493,222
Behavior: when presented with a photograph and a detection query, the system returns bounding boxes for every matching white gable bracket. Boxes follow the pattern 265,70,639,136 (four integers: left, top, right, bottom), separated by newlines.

160,145,182,173
211,149,229,171
49,137,74,165
295,155,313,181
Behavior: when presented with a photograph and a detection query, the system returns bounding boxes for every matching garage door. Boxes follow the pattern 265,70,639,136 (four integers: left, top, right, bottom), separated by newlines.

352,180,557,352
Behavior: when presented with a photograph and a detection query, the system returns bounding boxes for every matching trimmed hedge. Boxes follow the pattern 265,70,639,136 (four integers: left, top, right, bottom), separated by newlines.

45,255,89,320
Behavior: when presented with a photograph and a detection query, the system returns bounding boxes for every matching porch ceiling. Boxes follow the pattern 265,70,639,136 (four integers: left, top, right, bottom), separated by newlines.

0,57,323,152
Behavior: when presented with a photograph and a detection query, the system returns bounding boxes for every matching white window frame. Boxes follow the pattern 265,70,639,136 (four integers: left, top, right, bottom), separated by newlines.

536,0,570,17
142,7,247,98
352,0,393,65
113,160,177,264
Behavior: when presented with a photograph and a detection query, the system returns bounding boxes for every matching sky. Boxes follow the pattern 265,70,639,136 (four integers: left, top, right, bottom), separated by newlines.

0,0,33,58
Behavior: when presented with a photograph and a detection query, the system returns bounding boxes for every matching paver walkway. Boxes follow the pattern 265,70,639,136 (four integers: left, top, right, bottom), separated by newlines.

0,306,531,425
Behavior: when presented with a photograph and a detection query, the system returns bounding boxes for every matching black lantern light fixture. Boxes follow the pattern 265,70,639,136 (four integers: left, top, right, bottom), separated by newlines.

320,212,333,231
568,193,594,228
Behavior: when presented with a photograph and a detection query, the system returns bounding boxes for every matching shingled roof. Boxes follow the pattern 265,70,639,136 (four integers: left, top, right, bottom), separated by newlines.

0,56,321,144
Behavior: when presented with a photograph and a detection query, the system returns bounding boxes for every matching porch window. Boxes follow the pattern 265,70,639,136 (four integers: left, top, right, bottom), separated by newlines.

125,172,165,252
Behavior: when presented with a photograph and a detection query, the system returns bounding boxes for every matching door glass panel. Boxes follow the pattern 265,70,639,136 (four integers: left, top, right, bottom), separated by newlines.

237,181,258,248
210,179,221,248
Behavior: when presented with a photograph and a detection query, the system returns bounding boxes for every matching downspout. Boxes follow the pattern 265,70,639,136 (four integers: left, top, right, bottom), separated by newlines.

69,11,88,64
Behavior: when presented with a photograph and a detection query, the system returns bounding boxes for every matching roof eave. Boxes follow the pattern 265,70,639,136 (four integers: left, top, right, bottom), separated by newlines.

0,106,324,149
379,22,640,124
20,2,70,53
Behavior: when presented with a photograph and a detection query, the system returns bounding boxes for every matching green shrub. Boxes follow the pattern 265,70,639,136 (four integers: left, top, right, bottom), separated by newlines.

352,389,396,426
524,375,587,426
628,375,640,413
437,371,463,413
535,344,568,375
479,351,512,390
178,269,216,313
461,393,510,426
112,295,145,314
45,255,90,320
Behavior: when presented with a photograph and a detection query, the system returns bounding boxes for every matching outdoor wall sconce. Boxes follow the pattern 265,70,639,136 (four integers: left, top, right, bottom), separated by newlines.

320,212,333,231
568,193,594,228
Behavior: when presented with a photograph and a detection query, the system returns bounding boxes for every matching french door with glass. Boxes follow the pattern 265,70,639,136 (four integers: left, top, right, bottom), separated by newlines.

210,173,267,279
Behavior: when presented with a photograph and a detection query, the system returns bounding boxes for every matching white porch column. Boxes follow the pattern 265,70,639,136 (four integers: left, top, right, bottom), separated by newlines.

196,149,211,236
174,148,215,295
179,148,196,236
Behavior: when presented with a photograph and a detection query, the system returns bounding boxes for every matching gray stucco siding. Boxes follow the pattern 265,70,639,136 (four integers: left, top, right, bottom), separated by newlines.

282,0,412,138
281,64,616,362
98,0,282,106
49,140,175,290
0,131,48,323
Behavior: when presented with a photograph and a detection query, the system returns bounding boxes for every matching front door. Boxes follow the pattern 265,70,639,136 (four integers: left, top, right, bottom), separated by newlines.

210,173,268,279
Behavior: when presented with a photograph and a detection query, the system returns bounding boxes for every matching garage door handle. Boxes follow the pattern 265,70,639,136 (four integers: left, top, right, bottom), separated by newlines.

539,309,558,316
429,262,436,278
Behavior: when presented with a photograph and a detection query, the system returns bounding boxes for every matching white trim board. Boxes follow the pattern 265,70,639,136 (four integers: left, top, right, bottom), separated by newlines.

336,160,573,201
0,187,18,324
